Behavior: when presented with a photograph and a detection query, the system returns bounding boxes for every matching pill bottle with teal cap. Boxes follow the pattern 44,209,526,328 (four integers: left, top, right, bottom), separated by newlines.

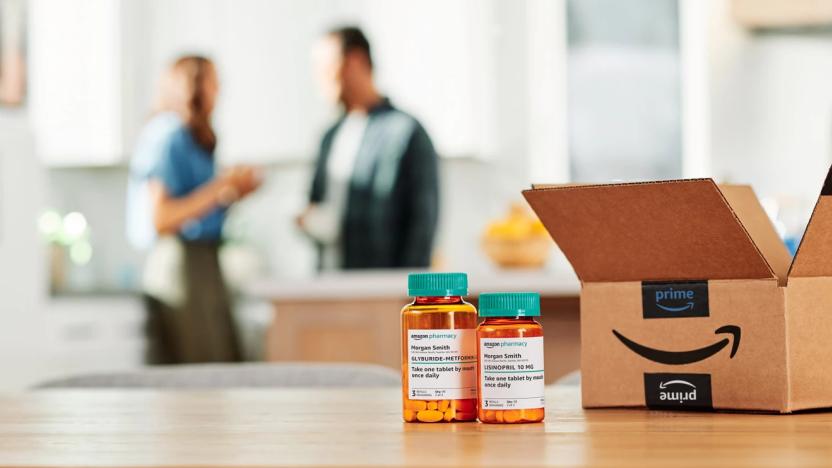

401,272,478,423
477,292,545,423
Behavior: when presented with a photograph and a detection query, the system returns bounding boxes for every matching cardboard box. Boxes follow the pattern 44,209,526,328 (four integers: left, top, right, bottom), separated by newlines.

523,174,832,412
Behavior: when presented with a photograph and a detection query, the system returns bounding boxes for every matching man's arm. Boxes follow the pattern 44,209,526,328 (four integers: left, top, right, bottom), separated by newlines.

298,139,326,229
397,124,440,267
298,126,336,229
297,127,338,275
309,126,339,204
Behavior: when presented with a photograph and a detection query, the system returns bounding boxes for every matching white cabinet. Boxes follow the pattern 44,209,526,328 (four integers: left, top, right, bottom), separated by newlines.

360,0,497,158
209,0,499,161
29,0,123,166
211,0,340,163
42,297,146,383
123,0,347,164
30,0,498,166
120,0,225,156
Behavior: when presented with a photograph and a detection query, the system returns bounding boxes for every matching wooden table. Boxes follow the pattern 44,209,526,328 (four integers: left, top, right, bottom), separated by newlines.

3,386,832,467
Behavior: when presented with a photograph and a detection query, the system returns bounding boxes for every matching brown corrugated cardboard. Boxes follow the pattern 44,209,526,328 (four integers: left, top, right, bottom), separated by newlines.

523,175,832,413
719,184,791,284
785,277,832,411
580,280,787,411
525,179,775,282
789,197,832,277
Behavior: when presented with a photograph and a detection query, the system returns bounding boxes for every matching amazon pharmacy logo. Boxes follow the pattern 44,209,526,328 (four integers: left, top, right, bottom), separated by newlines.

644,373,713,410
410,331,458,342
642,281,709,319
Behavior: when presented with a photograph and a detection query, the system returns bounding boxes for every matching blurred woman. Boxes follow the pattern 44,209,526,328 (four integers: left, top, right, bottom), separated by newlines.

127,56,260,364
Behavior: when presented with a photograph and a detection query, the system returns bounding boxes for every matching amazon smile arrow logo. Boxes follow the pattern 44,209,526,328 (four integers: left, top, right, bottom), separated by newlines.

612,325,741,365
656,302,694,313
658,379,696,389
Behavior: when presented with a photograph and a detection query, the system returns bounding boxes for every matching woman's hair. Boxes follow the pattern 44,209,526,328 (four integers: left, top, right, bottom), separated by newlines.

156,55,217,153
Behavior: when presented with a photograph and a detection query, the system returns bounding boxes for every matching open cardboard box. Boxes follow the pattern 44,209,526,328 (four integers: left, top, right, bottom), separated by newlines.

523,171,832,412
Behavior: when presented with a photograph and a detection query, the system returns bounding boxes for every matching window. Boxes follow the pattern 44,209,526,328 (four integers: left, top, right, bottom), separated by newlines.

567,0,682,182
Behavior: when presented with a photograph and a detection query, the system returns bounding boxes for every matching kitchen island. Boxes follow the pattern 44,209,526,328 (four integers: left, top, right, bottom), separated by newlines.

247,268,581,383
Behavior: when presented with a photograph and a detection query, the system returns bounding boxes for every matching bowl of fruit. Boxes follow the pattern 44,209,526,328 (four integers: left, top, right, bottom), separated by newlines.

482,202,552,269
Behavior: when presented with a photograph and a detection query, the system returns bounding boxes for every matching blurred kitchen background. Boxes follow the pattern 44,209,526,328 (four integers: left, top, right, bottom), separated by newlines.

1,0,829,389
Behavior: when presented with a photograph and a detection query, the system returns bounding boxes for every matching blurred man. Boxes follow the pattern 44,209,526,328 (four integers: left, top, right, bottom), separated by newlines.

299,26,439,270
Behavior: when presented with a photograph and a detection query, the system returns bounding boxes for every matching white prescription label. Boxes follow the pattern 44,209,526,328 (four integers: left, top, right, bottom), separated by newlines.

407,329,477,400
480,336,545,410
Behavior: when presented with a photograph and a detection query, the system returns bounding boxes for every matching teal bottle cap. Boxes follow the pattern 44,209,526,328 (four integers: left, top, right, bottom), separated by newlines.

479,292,541,317
408,272,468,297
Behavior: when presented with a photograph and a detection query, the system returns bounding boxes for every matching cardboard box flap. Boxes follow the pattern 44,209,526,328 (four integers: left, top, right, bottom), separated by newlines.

720,184,791,284
523,179,776,282
789,167,832,277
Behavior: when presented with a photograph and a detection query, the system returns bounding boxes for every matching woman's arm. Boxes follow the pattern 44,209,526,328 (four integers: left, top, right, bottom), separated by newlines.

149,167,260,235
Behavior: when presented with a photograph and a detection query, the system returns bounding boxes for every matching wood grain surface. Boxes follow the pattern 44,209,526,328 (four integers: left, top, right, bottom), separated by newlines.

1,386,831,467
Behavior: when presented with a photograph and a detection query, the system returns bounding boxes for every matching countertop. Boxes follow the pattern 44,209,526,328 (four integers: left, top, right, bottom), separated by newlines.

5,386,832,467
246,267,581,301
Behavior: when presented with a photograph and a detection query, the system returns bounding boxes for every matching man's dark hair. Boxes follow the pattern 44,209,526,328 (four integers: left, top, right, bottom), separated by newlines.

328,26,373,69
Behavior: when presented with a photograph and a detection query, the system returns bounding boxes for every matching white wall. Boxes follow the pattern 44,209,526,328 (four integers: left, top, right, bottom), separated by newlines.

0,111,49,388
708,0,832,204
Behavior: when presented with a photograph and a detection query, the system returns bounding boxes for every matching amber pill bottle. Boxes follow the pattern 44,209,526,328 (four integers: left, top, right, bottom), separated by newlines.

477,292,545,424
401,272,478,423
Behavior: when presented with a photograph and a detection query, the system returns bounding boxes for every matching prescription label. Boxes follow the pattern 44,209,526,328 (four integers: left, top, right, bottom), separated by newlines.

479,336,545,410
407,329,477,400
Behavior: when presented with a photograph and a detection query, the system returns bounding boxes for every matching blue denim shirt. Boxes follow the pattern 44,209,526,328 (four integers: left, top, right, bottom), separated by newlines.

127,112,224,249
